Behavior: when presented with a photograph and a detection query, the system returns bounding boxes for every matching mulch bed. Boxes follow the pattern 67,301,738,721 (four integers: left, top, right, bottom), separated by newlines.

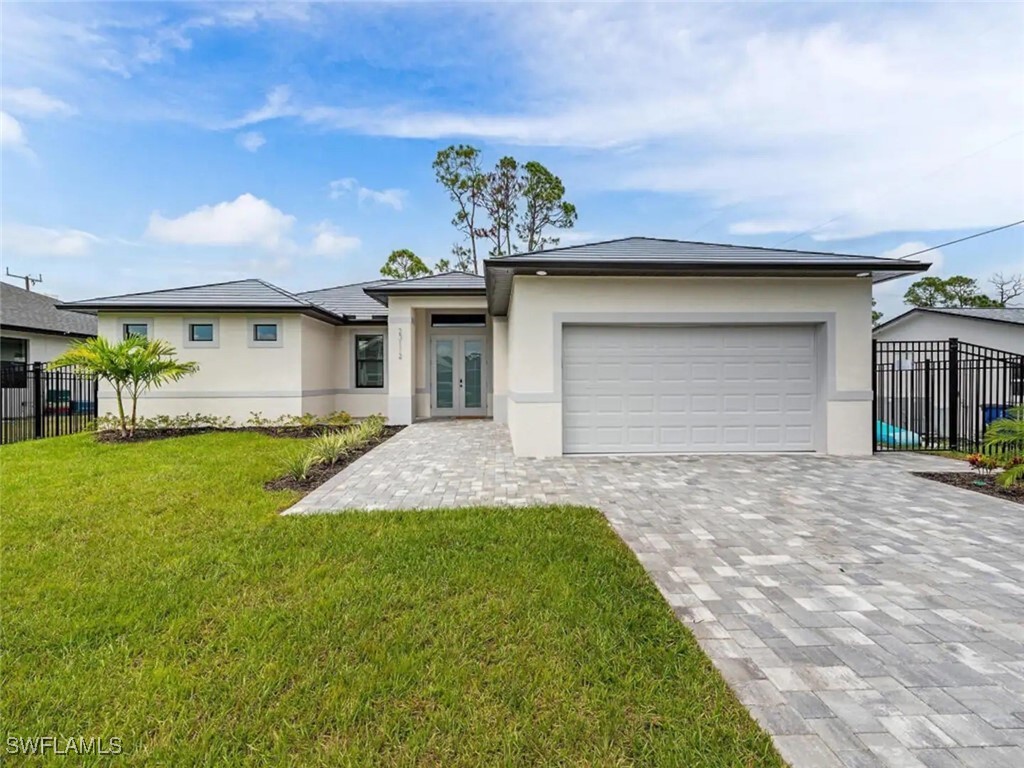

915,472,1024,505
97,424,351,443
264,426,404,494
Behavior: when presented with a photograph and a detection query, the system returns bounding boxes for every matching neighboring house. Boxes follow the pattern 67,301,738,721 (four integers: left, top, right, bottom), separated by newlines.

873,307,1024,355
59,237,927,457
1,281,98,364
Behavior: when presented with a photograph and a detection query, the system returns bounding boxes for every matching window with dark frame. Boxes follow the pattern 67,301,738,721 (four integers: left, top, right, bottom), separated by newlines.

355,334,384,388
252,323,278,342
430,313,486,328
189,323,215,342
123,323,148,339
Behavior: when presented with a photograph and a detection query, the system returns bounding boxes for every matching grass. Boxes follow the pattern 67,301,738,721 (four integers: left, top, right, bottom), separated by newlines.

3,432,782,767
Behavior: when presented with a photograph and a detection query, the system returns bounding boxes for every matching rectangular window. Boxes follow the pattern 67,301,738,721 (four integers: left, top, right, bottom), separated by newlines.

0,337,28,363
431,313,486,327
189,323,214,342
123,323,148,339
355,334,384,388
253,323,278,342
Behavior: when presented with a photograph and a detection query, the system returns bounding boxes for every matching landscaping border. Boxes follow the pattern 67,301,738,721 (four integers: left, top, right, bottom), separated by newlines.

265,426,404,494
915,472,1024,505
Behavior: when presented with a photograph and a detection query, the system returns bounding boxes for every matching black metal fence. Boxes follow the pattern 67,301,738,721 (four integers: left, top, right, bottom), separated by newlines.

1,362,98,445
873,338,1024,452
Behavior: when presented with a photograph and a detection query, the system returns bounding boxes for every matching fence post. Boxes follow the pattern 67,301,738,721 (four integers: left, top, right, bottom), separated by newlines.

948,337,959,451
32,361,44,439
871,339,878,453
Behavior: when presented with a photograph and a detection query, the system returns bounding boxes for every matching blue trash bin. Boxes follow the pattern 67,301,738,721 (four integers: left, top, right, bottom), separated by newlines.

983,405,1010,427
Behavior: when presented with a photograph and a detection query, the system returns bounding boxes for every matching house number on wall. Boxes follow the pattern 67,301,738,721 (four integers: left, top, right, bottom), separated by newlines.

398,328,403,360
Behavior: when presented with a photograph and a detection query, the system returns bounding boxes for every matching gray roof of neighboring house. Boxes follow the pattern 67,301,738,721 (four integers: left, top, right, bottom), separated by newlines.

484,236,930,315
363,271,486,306
298,279,393,322
1,281,98,337
58,278,346,324
875,306,1024,332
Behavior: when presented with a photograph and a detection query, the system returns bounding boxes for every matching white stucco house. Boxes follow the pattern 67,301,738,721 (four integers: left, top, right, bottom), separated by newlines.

873,307,1024,355
60,237,927,457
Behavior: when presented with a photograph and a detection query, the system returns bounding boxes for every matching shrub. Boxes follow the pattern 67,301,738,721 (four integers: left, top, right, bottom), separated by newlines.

310,431,356,465
281,449,321,481
983,406,1024,486
966,453,1000,476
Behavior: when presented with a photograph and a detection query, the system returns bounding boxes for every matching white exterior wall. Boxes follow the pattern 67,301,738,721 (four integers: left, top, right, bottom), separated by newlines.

96,312,394,422
505,276,875,457
0,330,85,364
97,313,305,421
386,296,489,425
874,312,1024,355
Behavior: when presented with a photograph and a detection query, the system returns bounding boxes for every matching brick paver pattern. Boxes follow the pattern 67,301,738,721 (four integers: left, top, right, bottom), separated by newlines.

287,421,1024,768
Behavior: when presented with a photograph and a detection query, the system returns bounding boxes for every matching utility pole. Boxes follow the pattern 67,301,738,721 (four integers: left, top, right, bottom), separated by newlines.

4,268,43,292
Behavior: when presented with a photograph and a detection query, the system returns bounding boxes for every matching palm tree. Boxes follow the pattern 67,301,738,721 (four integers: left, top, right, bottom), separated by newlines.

983,405,1024,486
50,335,199,438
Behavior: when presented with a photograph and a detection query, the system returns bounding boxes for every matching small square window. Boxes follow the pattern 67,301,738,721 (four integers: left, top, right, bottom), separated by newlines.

253,323,278,342
123,323,148,340
189,323,214,342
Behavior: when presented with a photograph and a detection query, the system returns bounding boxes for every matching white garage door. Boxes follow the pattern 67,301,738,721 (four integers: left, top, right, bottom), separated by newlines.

562,325,817,453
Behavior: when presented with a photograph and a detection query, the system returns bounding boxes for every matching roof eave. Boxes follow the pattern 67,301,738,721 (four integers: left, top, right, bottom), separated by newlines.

0,323,96,338
485,261,930,316
362,287,487,307
55,303,347,325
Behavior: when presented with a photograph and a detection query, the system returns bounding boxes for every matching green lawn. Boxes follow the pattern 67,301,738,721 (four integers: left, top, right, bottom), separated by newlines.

3,432,782,767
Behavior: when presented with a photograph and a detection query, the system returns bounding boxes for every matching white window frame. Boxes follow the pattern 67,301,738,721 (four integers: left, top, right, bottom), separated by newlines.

247,317,284,348
119,317,154,341
182,317,220,349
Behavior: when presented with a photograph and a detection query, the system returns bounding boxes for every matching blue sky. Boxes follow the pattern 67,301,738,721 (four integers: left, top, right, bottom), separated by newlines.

2,2,1022,320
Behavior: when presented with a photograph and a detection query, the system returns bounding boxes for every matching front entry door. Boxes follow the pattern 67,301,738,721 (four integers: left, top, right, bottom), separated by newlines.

431,336,486,417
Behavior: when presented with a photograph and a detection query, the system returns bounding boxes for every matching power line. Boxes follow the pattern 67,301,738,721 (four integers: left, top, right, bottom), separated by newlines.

889,219,1024,261
773,129,1024,247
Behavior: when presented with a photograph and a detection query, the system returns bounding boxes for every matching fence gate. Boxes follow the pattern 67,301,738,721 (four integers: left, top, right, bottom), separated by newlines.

1,362,98,445
873,338,1024,452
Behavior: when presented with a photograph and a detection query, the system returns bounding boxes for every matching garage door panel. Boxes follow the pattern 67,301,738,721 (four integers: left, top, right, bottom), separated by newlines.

562,325,817,453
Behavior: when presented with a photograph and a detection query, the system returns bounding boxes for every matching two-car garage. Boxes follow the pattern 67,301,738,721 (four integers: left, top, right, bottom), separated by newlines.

562,325,819,454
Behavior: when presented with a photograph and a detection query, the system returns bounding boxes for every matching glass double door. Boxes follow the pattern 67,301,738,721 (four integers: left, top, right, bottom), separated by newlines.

431,336,486,417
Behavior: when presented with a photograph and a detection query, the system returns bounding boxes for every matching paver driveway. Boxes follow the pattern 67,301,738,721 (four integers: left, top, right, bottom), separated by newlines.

287,421,1024,768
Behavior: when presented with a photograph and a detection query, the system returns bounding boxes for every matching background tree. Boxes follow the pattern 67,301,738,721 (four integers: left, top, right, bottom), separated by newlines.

990,272,1024,306
433,145,486,273
517,161,578,251
480,156,524,256
50,335,199,438
434,258,451,273
872,298,883,326
380,248,430,280
903,275,1001,308
449,243,475,272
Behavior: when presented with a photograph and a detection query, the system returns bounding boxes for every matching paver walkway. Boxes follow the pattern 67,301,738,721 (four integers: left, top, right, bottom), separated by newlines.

286,421,1024,768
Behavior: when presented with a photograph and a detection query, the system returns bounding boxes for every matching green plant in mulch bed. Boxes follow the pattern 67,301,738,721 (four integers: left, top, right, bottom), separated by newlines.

981,405,1024,487
282,415,387,479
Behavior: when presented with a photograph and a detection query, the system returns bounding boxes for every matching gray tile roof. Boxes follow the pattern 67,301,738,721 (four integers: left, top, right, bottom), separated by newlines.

298,280,393,321
1,281,97,337
923,307,1024,326
58,278,345,323
488,236,926,268
363,271,485,306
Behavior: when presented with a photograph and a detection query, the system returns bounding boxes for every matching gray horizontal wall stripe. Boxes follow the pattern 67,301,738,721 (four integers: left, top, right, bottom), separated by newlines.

103,388,388,400
831,390,873,402
508,391,560,404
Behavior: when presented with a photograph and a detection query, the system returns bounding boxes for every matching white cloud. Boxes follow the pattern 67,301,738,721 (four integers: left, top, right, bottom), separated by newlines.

310,221,361,258
236,131,266,152
146,193,296,250
0,111,27,148
2,87,74,117
329,177,407,211
230,4,1022,241
1,223,100,256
